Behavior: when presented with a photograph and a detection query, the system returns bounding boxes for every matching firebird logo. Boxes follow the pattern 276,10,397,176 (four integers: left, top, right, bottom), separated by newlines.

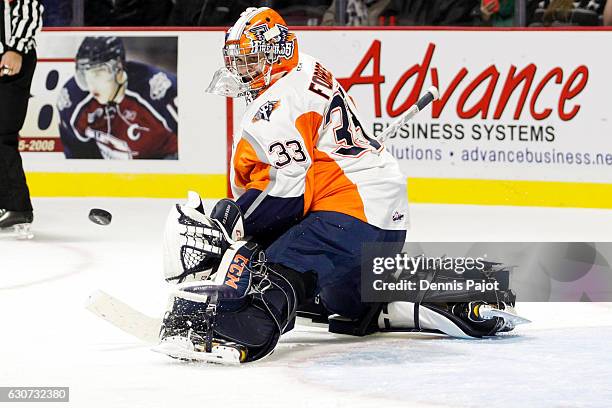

252,100,280,123
247,24,295,63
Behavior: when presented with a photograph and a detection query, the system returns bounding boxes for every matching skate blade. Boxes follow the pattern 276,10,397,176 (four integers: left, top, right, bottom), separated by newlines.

152,336,244,365
480,306,531,326
0,223,34,240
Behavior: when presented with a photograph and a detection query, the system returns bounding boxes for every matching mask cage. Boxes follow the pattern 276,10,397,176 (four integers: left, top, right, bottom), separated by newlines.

222,42,273,91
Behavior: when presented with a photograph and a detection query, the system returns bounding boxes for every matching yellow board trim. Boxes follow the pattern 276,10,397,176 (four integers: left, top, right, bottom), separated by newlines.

26,172,227,198
26,172,612,208
408,178,612,208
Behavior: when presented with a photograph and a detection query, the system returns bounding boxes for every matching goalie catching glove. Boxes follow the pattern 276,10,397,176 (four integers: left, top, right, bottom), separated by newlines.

163,192,245,283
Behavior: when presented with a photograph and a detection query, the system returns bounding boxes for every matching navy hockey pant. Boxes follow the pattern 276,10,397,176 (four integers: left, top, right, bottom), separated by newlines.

265,211,406,319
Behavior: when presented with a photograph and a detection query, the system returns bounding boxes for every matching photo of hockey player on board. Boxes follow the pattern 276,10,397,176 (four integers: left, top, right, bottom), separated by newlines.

57,36,178,160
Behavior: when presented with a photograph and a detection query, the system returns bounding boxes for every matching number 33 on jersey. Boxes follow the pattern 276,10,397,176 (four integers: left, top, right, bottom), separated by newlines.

231,53,409,235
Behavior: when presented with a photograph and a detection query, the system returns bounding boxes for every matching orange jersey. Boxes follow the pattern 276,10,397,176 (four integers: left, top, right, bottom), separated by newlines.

231,53,408,236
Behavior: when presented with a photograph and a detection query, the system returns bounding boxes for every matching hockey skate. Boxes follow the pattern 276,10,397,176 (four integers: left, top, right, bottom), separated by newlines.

153,334,247,365
0,210,34,240
153,308,247,365
452,301,531,333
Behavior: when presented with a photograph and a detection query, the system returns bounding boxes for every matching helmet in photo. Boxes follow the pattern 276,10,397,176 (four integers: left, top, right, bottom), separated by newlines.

75,36,126,96
206,7,299,99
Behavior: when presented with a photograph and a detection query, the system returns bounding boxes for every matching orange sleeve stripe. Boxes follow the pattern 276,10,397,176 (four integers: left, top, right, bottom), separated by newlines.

233,138,271,192
294,111,323,215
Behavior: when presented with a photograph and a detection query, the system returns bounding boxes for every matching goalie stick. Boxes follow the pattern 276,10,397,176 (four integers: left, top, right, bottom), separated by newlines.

375,86,440,143
86,290,161,344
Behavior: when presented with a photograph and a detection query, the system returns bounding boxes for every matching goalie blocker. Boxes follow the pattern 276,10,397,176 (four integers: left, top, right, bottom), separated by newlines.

158,194,523,364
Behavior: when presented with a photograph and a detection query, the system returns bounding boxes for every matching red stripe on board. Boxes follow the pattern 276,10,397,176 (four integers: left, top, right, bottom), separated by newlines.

41,26,612,32
287,25,612,31
38,58,75,63
42,26,230,32
226,97,234,199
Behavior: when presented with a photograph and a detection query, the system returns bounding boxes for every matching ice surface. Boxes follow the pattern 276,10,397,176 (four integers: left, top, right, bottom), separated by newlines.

1,198,611,408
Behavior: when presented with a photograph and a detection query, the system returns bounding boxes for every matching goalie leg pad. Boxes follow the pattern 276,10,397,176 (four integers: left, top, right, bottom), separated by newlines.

373,257,518,337
378,302,477,338
378,301,514,338
160,242,299,362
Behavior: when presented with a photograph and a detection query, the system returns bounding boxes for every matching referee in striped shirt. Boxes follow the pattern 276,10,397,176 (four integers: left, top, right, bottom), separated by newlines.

0,0,43,230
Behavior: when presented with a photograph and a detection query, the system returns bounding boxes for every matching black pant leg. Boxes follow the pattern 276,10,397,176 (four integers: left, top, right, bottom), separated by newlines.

0,50,37,211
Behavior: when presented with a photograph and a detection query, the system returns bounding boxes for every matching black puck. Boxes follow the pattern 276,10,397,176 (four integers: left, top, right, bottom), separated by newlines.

89,208,112,225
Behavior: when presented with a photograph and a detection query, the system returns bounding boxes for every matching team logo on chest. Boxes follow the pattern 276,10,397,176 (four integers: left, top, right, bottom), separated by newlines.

252,100,280,123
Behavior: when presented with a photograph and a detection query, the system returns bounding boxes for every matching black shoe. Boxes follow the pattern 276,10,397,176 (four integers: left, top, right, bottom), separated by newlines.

0,209,34,229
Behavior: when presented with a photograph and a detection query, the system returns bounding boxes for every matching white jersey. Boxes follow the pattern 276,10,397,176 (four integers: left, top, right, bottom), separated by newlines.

231,52,409,232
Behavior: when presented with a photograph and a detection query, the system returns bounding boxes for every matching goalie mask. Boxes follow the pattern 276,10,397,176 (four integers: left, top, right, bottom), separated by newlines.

163,192,245,283
205,7,299,100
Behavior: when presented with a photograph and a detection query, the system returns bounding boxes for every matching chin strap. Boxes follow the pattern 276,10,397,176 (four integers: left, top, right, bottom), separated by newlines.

110,71,127,104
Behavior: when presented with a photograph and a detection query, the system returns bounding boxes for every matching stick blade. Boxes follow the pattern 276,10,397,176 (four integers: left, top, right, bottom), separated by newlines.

86,290,162,344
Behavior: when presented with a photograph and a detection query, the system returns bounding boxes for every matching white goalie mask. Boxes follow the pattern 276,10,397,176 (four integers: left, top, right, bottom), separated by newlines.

205,67,252,99
163,192,245,284
205,7,299,100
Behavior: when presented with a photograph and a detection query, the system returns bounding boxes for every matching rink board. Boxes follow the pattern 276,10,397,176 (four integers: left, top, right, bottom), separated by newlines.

20,27,612,207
